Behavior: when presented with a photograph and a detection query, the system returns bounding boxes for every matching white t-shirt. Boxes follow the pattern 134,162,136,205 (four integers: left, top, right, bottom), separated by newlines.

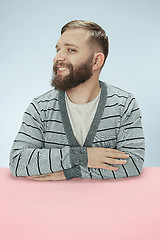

65,88,101,146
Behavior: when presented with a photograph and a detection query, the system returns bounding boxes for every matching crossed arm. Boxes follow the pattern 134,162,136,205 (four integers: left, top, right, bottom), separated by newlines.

9,94,145,181
27,148,129,181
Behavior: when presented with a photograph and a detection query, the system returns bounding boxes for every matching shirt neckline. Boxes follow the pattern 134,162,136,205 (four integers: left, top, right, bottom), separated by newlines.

65,88,102,107
58,80,107,147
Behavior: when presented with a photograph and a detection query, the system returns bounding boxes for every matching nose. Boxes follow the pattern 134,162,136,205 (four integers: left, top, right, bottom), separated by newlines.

53,50,65,64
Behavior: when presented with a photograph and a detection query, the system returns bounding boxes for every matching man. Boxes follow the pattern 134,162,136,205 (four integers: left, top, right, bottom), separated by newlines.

9,20,145,181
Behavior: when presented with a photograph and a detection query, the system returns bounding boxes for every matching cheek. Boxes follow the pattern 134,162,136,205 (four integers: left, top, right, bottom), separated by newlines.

53,57,56,64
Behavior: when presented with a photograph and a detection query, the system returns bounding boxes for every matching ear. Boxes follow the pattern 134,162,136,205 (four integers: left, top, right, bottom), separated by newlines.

93,53,105,70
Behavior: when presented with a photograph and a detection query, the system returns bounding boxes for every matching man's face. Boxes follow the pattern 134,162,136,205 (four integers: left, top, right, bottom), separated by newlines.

51,29,94,92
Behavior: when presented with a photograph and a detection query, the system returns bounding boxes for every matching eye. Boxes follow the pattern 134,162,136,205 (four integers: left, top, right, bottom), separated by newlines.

68,48,76,52
55,48,77,53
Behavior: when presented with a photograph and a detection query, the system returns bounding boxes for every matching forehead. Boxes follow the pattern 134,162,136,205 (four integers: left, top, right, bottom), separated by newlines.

56,29,90,48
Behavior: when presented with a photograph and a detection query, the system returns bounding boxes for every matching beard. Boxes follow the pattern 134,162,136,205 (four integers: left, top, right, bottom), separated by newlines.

51,53,94,92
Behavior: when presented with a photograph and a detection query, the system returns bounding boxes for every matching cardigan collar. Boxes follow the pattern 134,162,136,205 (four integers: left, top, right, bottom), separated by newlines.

58,80,107,147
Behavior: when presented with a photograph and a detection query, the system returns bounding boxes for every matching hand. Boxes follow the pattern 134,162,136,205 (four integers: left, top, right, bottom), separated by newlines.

27,170,66,181
87,147,129,171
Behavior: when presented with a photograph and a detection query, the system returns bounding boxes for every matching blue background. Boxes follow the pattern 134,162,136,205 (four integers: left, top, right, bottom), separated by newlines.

1,0,159,167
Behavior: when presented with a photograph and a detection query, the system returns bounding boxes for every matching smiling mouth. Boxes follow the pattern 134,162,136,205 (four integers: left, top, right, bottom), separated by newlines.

57,67,69,74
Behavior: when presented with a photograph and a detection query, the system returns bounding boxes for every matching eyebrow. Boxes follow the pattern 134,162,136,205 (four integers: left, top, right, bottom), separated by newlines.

55,43,79,49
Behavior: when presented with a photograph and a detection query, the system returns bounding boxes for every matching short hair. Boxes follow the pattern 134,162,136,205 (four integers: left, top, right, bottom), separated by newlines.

61,20,109,69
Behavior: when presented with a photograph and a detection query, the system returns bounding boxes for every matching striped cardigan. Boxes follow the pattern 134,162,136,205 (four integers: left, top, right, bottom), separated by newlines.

9,80,145,180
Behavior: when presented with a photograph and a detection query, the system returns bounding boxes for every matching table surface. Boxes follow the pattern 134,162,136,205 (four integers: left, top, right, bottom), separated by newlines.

1,167,160,240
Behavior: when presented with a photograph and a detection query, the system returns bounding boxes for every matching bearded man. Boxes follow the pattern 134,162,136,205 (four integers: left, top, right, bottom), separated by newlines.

9,20,145,181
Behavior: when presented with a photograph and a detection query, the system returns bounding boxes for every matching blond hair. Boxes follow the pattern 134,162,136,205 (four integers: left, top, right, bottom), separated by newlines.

61,20,109,68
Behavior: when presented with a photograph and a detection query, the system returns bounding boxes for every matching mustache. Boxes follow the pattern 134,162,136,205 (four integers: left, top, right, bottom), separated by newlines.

53,62,73,70
53,62,73,75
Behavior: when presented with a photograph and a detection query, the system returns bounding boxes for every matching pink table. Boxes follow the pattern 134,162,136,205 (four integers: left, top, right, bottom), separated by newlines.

1,167,160,240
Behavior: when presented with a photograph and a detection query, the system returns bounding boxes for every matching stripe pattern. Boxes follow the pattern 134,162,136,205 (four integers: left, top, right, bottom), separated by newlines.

9,80,145,180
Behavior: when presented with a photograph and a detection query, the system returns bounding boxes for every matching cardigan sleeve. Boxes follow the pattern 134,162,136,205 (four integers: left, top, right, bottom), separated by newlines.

114,93,145,177
9,98,88,180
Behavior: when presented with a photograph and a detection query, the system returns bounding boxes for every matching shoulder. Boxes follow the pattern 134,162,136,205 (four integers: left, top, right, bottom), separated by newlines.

31,88,59,110
105,82,131,99
103,82,140,117
34,88,59,103
26,88,60,118
103,82,134,106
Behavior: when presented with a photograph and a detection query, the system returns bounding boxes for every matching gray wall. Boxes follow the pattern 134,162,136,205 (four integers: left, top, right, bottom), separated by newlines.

1,0,159,167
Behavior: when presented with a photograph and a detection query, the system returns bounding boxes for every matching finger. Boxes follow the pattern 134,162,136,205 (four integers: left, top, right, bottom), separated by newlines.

106,148,128,154
29,176,49,181
27,176,46,180
105,158,128,165
28,174,52,178
105,150,129,159
102,164,119,171
30,178,42,181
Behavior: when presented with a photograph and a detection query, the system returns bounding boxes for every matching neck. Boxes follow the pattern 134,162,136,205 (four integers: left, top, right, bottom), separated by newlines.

66,76,101,104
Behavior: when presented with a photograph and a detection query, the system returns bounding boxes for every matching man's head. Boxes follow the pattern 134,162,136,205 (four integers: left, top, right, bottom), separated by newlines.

51,20,109,91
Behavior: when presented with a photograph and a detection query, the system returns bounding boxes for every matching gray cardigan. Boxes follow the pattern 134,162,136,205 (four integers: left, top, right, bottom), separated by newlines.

9,80,145,180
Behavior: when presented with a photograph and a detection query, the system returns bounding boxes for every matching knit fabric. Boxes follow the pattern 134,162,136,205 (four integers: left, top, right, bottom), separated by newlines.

65,88,101,146
9,80,145,180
